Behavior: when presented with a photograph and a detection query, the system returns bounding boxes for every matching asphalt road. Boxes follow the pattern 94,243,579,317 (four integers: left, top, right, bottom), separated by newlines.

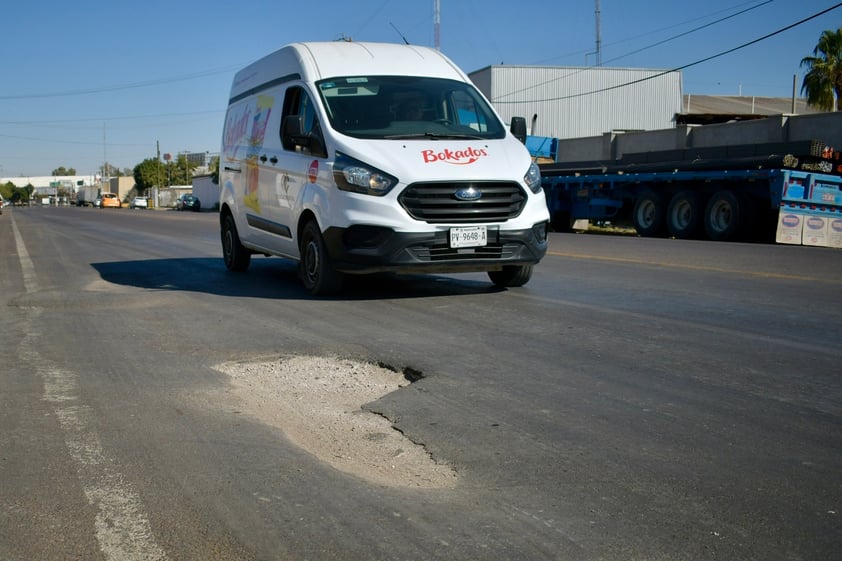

2,205,840,561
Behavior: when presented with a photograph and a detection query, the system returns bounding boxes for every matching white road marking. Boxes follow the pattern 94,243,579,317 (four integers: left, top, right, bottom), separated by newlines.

12,213,170,561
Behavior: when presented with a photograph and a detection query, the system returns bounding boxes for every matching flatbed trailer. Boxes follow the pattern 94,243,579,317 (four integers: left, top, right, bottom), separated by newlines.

539,163,842,246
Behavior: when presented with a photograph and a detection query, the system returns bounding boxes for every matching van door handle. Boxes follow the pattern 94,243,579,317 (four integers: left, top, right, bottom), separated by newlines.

270,156,278,164
224,165,241,173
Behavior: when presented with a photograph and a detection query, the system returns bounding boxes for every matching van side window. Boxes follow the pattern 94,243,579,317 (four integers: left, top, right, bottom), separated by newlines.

281,86,325,156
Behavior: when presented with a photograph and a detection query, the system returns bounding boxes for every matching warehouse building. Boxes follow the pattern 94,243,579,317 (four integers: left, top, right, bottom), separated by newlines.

469,65,683,139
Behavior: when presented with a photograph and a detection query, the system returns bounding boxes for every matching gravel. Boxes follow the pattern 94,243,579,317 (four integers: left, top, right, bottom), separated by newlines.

214,355,458,488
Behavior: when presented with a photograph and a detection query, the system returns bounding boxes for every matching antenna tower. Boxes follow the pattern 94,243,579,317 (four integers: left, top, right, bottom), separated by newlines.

595,0,602,66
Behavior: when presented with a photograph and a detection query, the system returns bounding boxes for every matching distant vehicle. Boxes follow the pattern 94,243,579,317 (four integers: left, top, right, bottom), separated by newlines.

76,185,99,206
130,196,149,209
93,196,102,208
100,193,121,208
177,194,200,212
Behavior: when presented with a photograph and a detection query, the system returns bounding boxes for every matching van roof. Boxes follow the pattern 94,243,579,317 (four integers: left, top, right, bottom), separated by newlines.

229,42,469,101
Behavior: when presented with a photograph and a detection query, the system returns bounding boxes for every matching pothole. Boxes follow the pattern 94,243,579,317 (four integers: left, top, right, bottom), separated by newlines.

213,355,458,489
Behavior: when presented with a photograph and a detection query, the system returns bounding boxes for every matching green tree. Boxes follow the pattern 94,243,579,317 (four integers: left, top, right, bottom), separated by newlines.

10,184,34,204
801,27,842,111
210,155,220,184
170,154,197,185
51,166,77,176
99,162,126,177
133,158,164,191
0,181,15,201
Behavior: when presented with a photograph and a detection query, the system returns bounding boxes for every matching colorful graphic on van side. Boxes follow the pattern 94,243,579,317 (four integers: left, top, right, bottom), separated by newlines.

223,106,252,159
244,94,275,214
308,160,319,183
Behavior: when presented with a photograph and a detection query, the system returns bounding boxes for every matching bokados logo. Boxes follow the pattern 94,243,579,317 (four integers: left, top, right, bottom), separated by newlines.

421,147,488,165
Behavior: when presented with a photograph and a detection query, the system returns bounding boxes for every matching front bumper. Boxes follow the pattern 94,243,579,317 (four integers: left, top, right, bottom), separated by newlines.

322,222,549,274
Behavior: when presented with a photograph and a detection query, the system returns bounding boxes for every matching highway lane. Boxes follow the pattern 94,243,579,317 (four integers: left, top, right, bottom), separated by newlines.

2,205,840,561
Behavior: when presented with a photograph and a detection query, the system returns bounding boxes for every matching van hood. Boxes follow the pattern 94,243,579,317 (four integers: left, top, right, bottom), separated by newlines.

334,137,532,186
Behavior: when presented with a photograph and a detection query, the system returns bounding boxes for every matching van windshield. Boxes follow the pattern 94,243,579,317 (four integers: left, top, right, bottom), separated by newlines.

316,76,506,140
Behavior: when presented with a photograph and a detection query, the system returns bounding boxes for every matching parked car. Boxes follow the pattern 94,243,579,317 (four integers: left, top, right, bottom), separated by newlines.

93,196,102,208
177,194,200,212
100,193,121,208
130,196,149,209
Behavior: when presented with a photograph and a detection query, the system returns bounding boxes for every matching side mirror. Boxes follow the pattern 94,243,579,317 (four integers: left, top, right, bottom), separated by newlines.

282,115,303,150
282,115,327,158
510,116,527,144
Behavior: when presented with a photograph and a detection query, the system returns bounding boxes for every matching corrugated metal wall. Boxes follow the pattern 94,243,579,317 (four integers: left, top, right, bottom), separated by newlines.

470,66,683,140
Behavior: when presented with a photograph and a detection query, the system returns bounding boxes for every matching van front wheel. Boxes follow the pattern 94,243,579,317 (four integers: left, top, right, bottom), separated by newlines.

488,265,533,288
299,221,344,296
222,214,251,272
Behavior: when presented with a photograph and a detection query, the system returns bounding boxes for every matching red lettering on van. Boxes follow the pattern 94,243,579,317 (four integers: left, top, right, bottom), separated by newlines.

421,147,488,165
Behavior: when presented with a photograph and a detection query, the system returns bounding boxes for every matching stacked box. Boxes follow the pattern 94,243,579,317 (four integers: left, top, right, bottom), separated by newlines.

776,212,804,245
802,215,829,247
828,218,842,249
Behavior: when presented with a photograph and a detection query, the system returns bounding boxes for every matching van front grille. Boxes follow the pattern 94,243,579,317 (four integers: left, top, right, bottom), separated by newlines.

399,181,526,223
408,243,519,261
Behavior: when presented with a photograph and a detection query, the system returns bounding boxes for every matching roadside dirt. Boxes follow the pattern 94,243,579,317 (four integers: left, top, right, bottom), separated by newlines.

213,355,458,489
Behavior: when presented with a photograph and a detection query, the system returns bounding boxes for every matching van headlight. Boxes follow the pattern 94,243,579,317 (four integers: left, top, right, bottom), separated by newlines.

524,162,542,194
333,152,397,196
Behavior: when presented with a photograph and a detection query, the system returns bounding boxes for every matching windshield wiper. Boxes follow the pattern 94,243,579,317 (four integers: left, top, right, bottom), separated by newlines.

384,132,486,140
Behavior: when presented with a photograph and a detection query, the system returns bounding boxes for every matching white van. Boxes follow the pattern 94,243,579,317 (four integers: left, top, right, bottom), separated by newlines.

220,41,549,295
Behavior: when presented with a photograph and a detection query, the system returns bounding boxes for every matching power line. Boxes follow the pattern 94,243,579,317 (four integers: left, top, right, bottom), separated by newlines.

0,66,238,101
493,3,842,104
0,132,150,148
493,0,774,101
529,0,771,65
602,0,775,67
0,110,222,126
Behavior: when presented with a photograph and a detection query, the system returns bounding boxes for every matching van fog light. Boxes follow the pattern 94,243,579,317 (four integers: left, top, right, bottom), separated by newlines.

343,225,392,248
533,221,548,242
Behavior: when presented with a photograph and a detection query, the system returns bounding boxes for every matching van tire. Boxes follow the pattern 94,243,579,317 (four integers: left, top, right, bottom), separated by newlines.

222,214,251,272
299,220,344,295
488,265,533,288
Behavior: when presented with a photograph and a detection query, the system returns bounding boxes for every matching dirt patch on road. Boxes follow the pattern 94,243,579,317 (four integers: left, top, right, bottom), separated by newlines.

214,356,457,489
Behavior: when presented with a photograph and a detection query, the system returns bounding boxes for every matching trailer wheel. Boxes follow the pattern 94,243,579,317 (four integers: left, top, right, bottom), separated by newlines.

704,190,743,241
222,213,251,272
299,220,344,296
488,265,533,288
632,190,665,237
551,211,574,233
666,191,702,239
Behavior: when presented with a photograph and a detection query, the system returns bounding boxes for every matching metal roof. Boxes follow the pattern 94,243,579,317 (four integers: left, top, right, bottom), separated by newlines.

681,95,822,122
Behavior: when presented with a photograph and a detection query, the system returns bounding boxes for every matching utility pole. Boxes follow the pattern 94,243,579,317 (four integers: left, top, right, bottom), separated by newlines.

434,0,440,50
157,141,162,189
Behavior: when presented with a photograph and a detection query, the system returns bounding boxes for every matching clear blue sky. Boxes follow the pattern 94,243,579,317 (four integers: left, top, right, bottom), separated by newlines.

1,0,839,178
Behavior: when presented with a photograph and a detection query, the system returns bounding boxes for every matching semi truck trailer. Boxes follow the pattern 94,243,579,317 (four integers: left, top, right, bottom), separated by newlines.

537,141,842,246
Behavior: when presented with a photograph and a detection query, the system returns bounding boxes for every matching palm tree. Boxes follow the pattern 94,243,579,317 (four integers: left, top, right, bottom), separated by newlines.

800,27,842,111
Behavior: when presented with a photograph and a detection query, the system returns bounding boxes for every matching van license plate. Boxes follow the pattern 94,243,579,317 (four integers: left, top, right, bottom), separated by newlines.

450,226,487,248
